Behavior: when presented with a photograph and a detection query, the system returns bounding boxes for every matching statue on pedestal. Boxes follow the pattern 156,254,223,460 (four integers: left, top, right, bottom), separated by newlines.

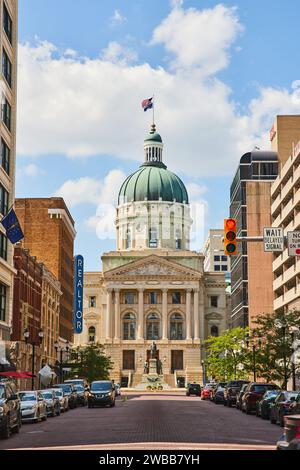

150,341,157,359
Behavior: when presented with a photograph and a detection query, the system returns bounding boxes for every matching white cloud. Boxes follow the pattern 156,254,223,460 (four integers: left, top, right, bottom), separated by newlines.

151,4,243,74
17,164,45,177
110,9,127,26
101,41,138,65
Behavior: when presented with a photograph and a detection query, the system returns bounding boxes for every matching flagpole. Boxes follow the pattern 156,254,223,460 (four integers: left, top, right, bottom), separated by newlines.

152,94,155,126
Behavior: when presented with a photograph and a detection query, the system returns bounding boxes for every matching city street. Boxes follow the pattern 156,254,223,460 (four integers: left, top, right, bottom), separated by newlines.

0,392,282,450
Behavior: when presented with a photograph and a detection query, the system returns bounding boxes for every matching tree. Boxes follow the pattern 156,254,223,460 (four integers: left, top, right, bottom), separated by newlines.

204,327,250,381
68,343,114,383
251,310,300,388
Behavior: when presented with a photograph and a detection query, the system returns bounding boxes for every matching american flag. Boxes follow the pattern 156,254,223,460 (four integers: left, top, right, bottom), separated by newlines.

142,97,153,112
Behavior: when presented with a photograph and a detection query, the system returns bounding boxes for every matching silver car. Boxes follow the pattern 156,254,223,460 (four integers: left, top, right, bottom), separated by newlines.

39,390,61,417
19,391,47,423
51,388,69,412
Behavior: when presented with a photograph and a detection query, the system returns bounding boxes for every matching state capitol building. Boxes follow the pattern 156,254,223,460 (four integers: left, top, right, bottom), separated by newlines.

74,125,228,387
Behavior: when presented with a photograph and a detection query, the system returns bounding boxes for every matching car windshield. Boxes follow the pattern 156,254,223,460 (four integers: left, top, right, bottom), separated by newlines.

59,384,72,393
41,392,53,399
74,385,84,392
91,382,112,392
217,386,224,391
0,385,5,399
229,381,245,387
264,391,279,398
190,384,200,388
286,392,299,400
54,390,63,397
252,385,278,393
19,392,36,401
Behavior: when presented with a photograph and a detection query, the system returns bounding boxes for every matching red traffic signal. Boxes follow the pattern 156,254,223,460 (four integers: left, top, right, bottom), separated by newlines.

224,219,237,256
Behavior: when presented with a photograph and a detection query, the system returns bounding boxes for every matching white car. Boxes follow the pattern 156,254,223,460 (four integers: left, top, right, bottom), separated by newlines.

51,388,69,412
19,391,47,423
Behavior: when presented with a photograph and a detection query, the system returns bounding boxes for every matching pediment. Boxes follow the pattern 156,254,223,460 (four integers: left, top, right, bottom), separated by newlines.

103,255,201,280
205,312,223,321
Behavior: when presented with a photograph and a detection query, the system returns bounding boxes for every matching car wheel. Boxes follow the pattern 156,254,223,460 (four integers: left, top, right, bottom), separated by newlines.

0,416,10,440
42,414,47,421
12,414,21,434
270,413,277,424
51,408,56,418
56,406,61,416
245,403,251,415
256,407,259,417
35,411,40,423
110,401,115,408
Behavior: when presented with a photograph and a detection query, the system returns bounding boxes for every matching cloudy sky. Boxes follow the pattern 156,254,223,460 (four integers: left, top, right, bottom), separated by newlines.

17,0,300,270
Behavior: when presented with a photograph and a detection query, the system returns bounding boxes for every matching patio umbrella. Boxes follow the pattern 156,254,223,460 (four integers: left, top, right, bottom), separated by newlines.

0,371,35,379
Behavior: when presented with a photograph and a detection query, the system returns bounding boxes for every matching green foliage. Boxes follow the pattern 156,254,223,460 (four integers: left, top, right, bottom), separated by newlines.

68,343,113,383
204,327,250,381
251,310,300,387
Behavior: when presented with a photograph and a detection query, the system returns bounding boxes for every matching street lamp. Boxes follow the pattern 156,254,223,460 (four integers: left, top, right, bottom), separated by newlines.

246,335,262,382
54,341,70,381
274,318,288,390
23,328,44,390
201,360,206,386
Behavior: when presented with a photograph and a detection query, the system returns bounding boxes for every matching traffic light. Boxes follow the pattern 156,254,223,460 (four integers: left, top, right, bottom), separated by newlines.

224,218,237,256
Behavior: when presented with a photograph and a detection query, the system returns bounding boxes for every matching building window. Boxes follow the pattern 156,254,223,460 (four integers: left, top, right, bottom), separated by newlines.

170,313,184,340
88,326,96,343
175,229,182,249
1,97,11,131
1,138,10,175
211,296,218,308
149,227,158,248
221,265,227,271
125,228,131,249
214,255,220,261
0,283,7,322
214,265,221,271
3,3,12,44
0,184,8,216
211,325,219,337
221,255,227,261
172,292,181,304
89,296,96,308
149,292,157,304
2,48,12,87
123,313,136,340
125,292,135,304
146,312,160,340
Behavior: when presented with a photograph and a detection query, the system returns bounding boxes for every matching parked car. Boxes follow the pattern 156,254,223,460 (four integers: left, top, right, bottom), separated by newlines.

277,415,300,450
224,380,250,407
0,378,22,439
256,390,281,419
115,384,121,397
236,384,249,410
19,391,47,423
87,380,116,408
52,383,77,409
289,392,300,415
270,391,300,426
73,384,88,406
201,386,212,400
51,388,69,412
212,384,226,404
186,383,201,397
64,378,89,389
241,382,280,414
40,389,61,417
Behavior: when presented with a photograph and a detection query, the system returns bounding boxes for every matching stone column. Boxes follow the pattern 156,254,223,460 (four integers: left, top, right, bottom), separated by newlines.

114,289,120,341
186,288,192,340
199,286,205,342
194,288,200,340
106,289,112,340
137,288,144,340
162,289,168,340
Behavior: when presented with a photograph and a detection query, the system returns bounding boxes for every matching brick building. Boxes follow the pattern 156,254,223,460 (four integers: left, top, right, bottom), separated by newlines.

15,198,76,343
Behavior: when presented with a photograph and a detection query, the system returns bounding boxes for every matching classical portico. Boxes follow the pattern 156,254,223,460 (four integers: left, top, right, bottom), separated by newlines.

74,124,228,386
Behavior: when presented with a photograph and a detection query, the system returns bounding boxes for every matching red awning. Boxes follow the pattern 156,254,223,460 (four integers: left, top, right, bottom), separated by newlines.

0,371,35,379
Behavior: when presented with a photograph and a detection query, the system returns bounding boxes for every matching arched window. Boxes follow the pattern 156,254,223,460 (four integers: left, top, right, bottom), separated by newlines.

146,313,160,340
123,313,136,340
126,228,131,249
211,325,219,337
170,313,184,340
175,229,182,249
88,326,96,343
149,227,158,248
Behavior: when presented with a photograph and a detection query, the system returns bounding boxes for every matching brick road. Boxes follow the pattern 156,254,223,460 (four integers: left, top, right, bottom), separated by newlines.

0,392,283,450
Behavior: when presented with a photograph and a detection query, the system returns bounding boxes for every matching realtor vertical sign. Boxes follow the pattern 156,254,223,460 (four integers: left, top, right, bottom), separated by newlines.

74,255,84,334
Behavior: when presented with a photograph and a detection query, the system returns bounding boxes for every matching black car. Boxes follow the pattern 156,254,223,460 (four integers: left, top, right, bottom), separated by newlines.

256,390,281,419
52,383,77,409
186,383,201,397
236,384,249,410
224,380,250,407
0,378,22,439
289,391,300,415
88,381,116,408
270,391,300,426
73,384,88,406
277,415,300,450
212,384,226,404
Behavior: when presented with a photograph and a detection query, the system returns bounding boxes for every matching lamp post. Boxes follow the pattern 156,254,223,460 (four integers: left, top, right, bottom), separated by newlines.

23,328,44,390
201,360,206,385
275,319,288,390
54,341,70,381
246,336,262,382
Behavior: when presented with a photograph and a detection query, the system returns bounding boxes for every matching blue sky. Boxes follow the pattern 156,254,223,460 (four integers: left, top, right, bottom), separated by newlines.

16,0,300,270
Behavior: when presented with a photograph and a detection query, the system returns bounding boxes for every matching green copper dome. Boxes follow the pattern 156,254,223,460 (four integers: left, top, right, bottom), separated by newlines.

118,165,189,205
144,131,162,143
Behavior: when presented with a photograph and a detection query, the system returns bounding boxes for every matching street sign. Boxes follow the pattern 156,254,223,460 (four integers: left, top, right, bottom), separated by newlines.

288,231,300,256
263,227,284,252
73,255,84,334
